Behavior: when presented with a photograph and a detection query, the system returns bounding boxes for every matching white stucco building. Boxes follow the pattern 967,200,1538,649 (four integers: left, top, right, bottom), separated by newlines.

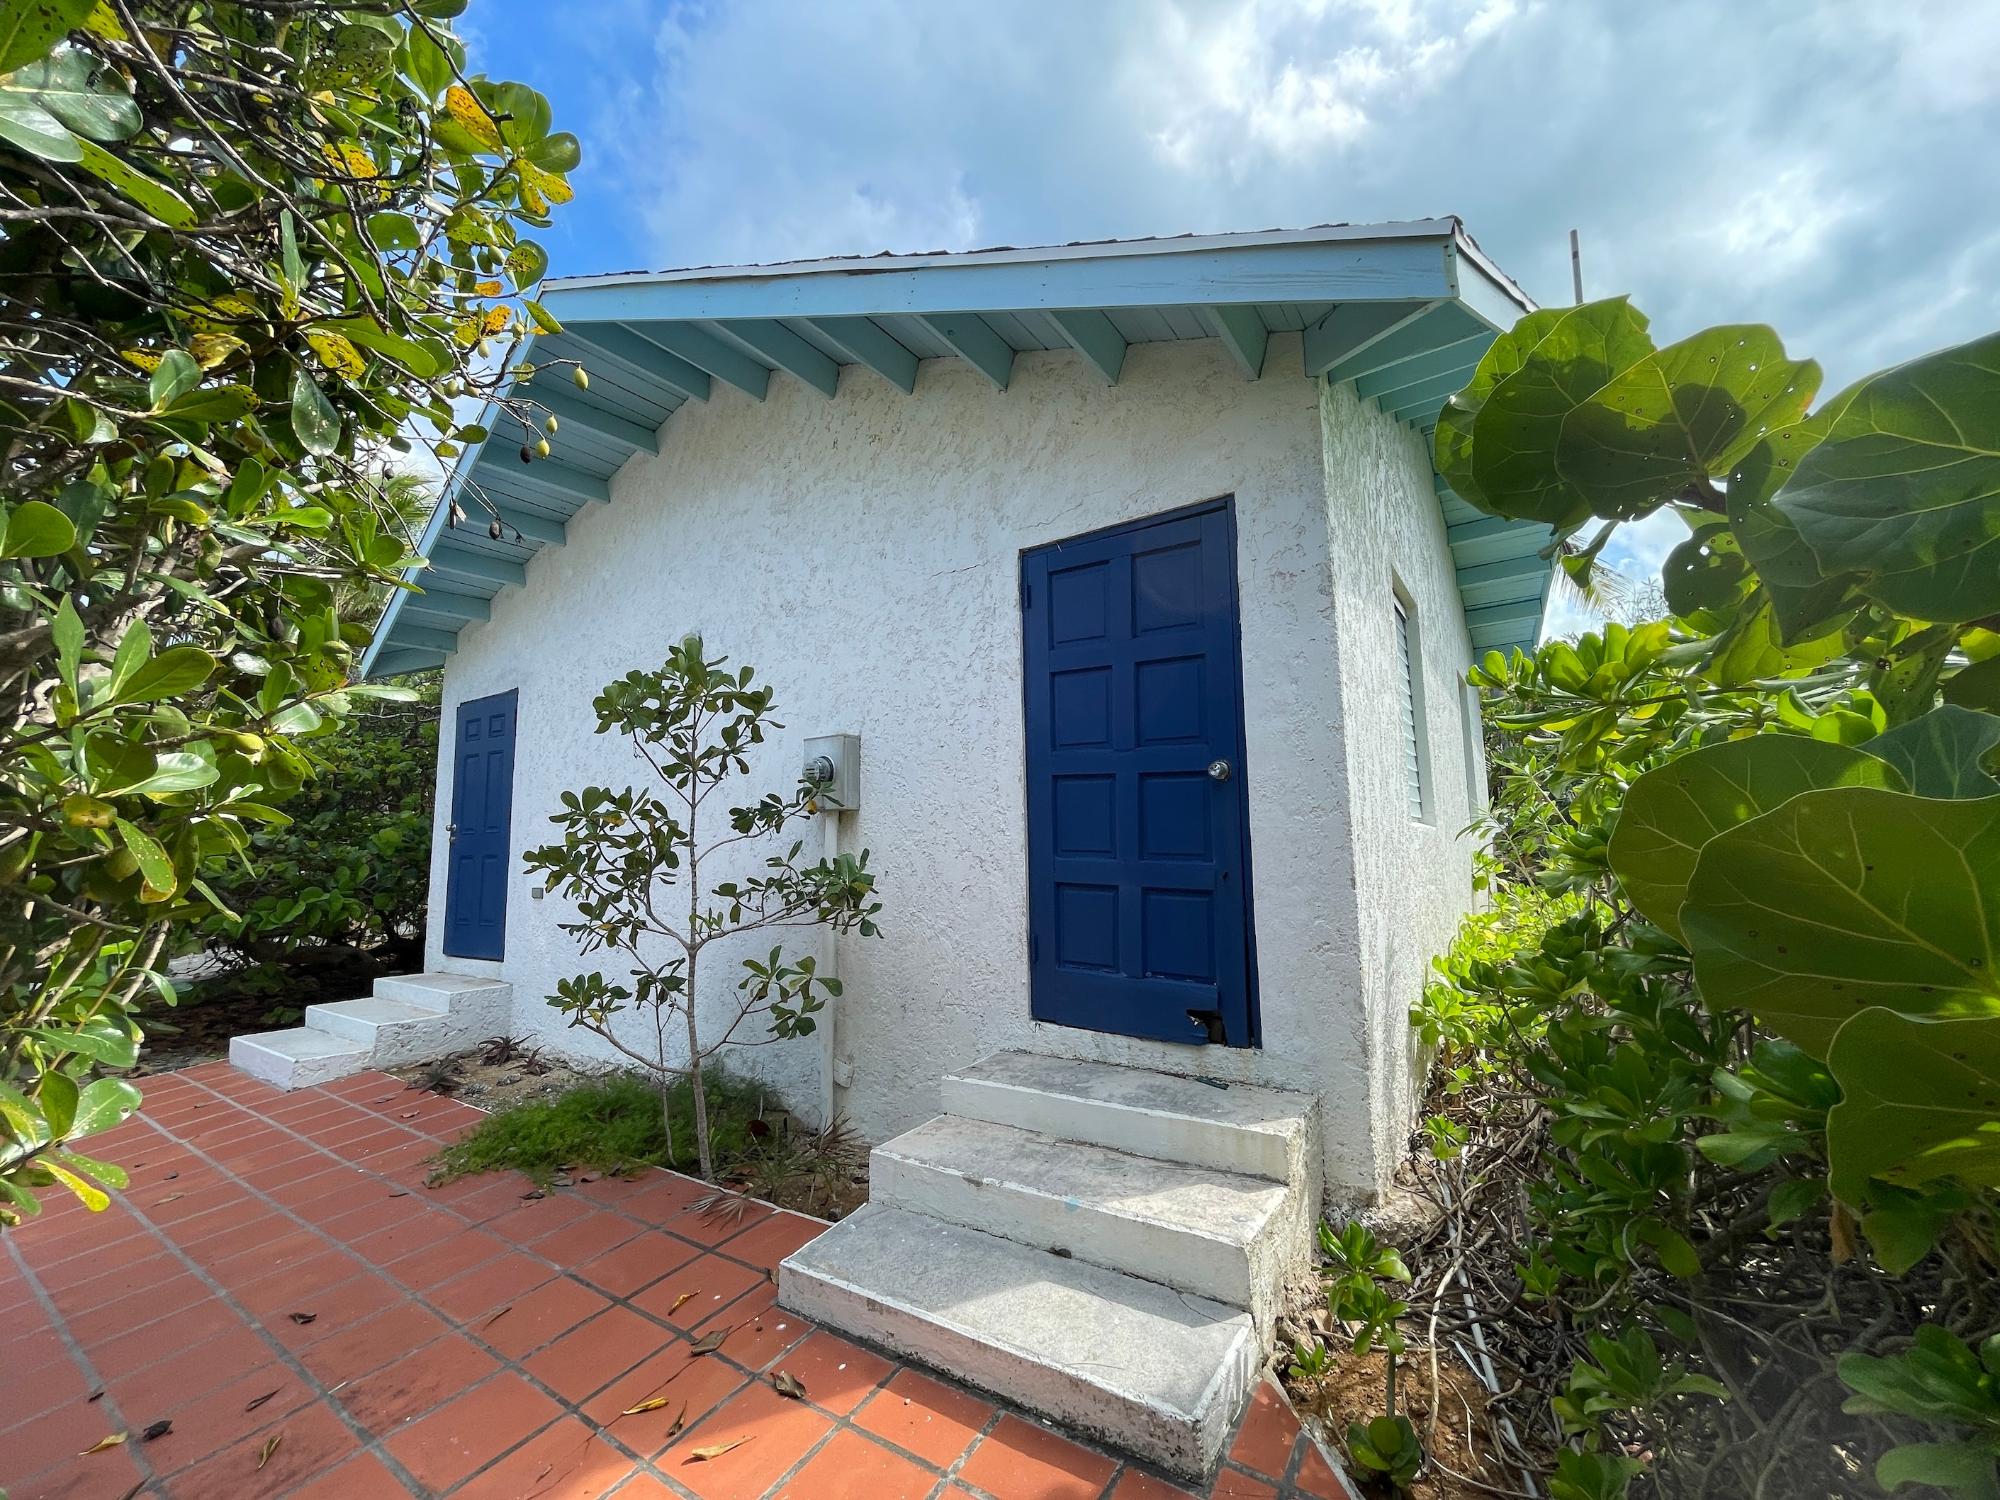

223,221,1566,1474
340,221,1555,1210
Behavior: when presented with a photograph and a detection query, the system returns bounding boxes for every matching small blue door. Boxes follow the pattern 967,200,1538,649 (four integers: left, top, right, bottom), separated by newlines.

443,690,517,961
1022,498,1258,1047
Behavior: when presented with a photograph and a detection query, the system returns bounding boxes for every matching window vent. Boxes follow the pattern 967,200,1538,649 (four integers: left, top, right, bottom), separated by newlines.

1394,595,1426,820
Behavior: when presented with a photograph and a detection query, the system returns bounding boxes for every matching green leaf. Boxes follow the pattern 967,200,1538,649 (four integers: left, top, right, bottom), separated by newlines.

1,498,78,558
1607,735,1903,941
290,367,340,455
5,47,139,139
1727,423,1861,643
74,138,195,225
1864,706,2000,798
38,1070,78,1139
1875,1441,2000,1498
1682,787,2000,1056
1556,324,1820,519
0,0,94,74
147,348,200,409
0,83,79,157
1435,305,1571,513
1775,331,2000,623
104,751,219,798
1827,1009,2000,1208
52,591,82,690
114,815,175,893
29,1019,137,1067
1468,298,1658,527
71,1076,140,1138
165,384,253,423
116,644,213,704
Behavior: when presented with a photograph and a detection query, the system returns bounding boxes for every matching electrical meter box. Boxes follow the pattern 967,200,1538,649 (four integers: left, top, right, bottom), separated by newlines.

802,733,860,813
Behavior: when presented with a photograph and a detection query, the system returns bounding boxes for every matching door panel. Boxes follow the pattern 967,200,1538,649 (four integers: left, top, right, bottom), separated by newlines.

1023,499,1257,1047
443,690,517,961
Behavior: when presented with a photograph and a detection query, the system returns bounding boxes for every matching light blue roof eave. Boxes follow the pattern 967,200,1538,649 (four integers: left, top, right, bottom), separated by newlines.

362,218,1545,677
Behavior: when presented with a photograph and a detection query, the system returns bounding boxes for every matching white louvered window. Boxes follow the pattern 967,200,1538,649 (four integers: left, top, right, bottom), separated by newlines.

1394,594,1427,821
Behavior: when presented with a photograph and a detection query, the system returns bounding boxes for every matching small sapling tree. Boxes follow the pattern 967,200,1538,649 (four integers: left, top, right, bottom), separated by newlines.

524,637,881,1180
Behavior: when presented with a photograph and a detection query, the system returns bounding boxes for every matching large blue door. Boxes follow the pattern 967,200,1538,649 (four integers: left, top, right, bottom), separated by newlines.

1022,498,1257,1047
443,690,517,961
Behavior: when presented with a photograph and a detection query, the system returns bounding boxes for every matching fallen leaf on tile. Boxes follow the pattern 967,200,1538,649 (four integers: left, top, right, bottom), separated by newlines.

244,1388,281,1412
664,1403,687,1440
88,1390,104,1403
141,1419,173,1441
287,1311,316,1325
688,1329,726,1355
399,1111,418,1120
520,1189,545,1200
771,1370,807,1401
622,1396,674,1416
668,1291,697,1315
687,1437,752,1461
388,1190,410,1199
157,1192,185,1204
483,1305,512,1326
257,1433,282,1470
79,1433,127,1456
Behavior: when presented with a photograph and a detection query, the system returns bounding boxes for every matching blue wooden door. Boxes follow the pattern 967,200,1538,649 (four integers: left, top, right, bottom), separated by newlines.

1023,498,1257,1047
443,690,517,961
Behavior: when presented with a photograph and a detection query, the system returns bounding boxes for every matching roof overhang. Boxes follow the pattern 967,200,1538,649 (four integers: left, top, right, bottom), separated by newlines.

363,219,1554,678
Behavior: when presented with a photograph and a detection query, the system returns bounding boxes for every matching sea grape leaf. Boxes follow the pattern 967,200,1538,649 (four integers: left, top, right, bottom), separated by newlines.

1682,787,2000,1056
1609,735,1904,941
1775,331,2000,623
1558,324,1820,520
1826,1009,2000,1209
1863,705,2000,799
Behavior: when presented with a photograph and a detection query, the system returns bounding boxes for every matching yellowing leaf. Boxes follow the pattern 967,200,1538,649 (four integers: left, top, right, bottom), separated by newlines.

79,1433,127,1456
257,1433,282,1470
519,161,572,207
622,1395,673,1416
443,85,503,151
689,1437,752,1461
121,349,161,373
474,279,503,296
84,2,129,41
190,332,245,369
319,141,377,179
668,1291,697,1315
481,305,511,336
304,330,365,380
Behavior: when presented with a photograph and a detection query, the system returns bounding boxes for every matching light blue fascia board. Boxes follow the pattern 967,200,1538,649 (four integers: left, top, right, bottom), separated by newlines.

372,648,448,677
1048,310,1128,385
426,545,527,588
1324,302,1482,384
1204,305,1268,380
808,316,918,392
400,585,490,623
557,324,710,401
1383,370,1482,424
1466,599,1545,637
393,622,461,655
717,319,840,398
918,312,1014,390
1350,336,1487,401
519,386,659,455
1448,515,1553,570
470,458,610,507
1447,234,1538,333
543,236,1455,328
623,322,770,400
1303,300,1440,377
1458,560,1552,610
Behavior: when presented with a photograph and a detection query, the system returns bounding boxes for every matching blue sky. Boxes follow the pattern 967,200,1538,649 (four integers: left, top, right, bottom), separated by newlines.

461,0,1998,600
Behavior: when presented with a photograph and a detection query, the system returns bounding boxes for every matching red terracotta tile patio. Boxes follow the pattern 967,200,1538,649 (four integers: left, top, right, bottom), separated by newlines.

1,1066,1358,1500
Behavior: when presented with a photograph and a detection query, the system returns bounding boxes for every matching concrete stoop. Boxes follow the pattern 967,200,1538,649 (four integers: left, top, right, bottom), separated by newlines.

780,1050,1321,1481
229,973,511,1090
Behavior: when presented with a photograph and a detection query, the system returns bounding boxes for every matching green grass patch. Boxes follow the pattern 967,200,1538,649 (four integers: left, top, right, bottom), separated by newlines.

429,1069,767,1186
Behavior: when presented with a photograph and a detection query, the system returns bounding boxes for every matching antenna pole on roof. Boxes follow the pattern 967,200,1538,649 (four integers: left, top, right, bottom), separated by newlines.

1569,229,1584,305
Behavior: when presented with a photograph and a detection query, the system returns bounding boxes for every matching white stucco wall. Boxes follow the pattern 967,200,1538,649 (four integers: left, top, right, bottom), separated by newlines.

425,334,1473,1200
1318,379,1484,1193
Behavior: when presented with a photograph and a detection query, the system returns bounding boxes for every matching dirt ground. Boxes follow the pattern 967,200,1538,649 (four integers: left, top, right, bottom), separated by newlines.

1289,1347,1501,1500
385,1039,593,1110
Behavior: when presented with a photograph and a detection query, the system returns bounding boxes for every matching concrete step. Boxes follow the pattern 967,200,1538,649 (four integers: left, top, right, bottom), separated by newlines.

780,1203,1257,1480
229,1028,370,1091
871,1114,1304,1339
373,973,511,1016
941,1051,1318,1184
302,997,483,1070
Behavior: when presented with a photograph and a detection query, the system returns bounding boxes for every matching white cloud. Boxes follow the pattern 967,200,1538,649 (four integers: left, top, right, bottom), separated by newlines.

553,0,1996,586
